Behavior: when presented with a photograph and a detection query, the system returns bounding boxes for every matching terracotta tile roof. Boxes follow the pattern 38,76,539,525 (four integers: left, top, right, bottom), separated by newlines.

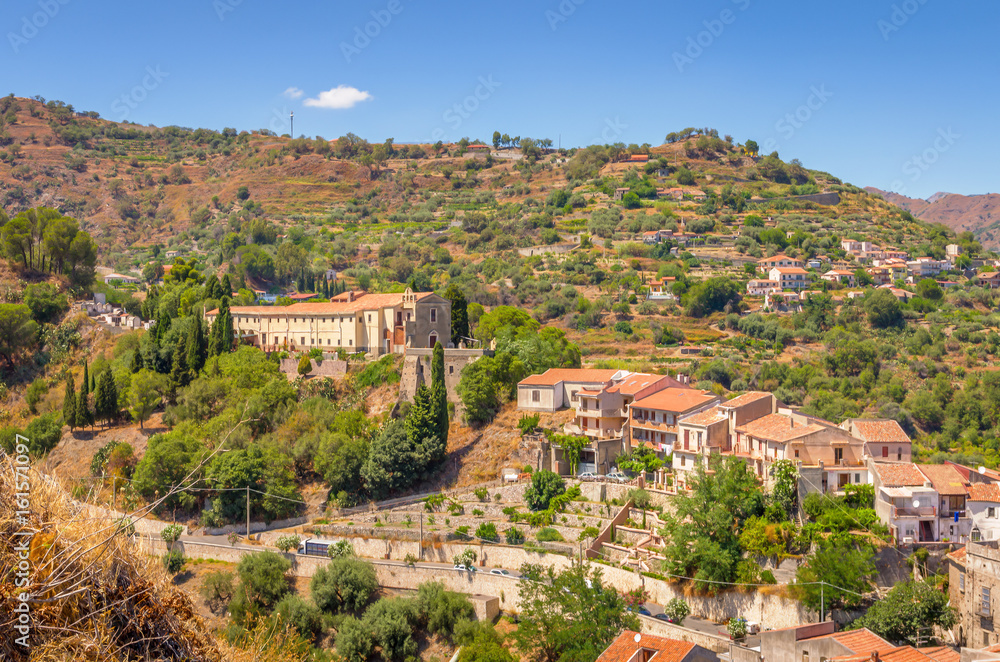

851,419,911,443
773,267,809,275
967,483,1000,502
874,463,928,487
945,546,967,564
919,646,960,662
519,368,619,387
832,648,935,662
631,388,718,414
735,413,824,443
829,628,893,654
721,391,772,409
681,406,728,427
917,464,969,496
606,373,668,396
597,631,695,662
206,291,435,316
759,254,802,264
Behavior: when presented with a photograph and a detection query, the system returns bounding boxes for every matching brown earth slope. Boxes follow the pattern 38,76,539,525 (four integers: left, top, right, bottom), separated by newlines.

867,187,1000,247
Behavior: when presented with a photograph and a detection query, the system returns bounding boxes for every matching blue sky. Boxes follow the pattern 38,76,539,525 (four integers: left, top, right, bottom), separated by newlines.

2,0,994,199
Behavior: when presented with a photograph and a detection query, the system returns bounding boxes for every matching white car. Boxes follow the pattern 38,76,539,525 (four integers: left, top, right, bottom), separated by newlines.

490,568,511,577
606,472,629,483
577,472,597,481
454,564,477,572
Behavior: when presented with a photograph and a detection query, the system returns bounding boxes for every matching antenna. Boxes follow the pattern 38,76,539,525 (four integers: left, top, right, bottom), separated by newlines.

290,110,294,139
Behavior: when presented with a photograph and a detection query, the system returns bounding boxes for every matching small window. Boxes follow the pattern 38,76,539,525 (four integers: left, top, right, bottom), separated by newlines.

680,456,686,467
532,390,540,403
349,340,353,346
897,448,902,461
327,339,331,345
990,507,996,519
449,366,454,375
431,308,437,323
882,446,889,458
983,587,991,616
794,450,799,458
368,314,371,322
855,473,860,483
571,391,579,402
301,337,306,345
803,651,809,662
960,573,965,593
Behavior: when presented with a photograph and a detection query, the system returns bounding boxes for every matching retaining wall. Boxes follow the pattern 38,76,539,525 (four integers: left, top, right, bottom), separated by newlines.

202,515,310,537
278,358,348,377
637,614,731,653
75,503,188,538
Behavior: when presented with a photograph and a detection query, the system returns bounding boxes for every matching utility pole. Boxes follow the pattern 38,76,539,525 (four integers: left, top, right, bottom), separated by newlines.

246,485,250,540
820,582,825,623
419,511,423,561
290,110,294,139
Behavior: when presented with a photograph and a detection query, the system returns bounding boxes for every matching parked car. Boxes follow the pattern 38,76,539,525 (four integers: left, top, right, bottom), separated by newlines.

653,613,674,623
607,471,629,483
628,606,652,616
578,472,597,481
454,564,477,572
489,568,511,577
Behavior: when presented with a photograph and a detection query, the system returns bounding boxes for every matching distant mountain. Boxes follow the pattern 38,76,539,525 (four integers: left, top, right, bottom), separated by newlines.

866,187,1000,248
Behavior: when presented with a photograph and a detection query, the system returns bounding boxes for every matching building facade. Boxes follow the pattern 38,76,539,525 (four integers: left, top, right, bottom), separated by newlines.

205,288,451,356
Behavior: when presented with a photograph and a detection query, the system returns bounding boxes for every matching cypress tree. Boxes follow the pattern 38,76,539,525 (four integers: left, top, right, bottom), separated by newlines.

220,297,234,353
444,284,469,346
207,275,222,300
405,384,437,448
76,373,92,431
431,341,449,450
187,315,206,375
83,361,92,393
220,274,232,296
170,344,189,391
129,347,142,373
63,377,77,431
95,371,118,428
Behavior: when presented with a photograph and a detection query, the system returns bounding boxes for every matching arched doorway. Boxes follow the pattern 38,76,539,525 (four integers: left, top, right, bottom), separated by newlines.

428,332,438,347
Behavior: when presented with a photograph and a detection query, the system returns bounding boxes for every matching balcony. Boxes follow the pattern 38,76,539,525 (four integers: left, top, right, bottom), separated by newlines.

940,510,967,520
576,408,624,419
892,506,937,518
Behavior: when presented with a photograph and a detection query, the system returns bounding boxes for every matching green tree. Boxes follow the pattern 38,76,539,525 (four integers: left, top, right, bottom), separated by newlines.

133,430,203,510
310,557,378,614
850,580,955,644
915,278,943,301
62,377,77,431
415,581,474,638
275,593,325,641
445,284,469,347
23,283,68,324
297,354,312,375
770,459,797,516
456,622,515,662
75,366,93,430
431,341,449,448
230,551,291,624
208,297,234,356
0,303,37,368
362,597,420,661
127,369,168,430
186,315,207,377
314,431,368,495
95,369,119,428
794,537,875,610
865,288,903,329
683,277,742,318
524,470,566,511
169,341,189,391
336,615,375,662
660,455,764,592
663,597,691,625
513,564,638,662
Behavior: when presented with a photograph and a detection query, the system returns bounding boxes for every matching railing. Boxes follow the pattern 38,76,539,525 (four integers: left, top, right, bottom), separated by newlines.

941,510,967,519
893,506,937,518
577,408,624,418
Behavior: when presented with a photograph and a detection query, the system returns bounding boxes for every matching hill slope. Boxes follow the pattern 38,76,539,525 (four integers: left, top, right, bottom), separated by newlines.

867,187,1000,247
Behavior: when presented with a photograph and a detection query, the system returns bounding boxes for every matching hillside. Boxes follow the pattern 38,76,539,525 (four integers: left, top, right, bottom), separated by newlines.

0,94,941,274
867,187,1000,248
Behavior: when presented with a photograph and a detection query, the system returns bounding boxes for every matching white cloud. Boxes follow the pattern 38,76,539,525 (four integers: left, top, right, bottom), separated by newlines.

304,85,373,110
283,86,304,100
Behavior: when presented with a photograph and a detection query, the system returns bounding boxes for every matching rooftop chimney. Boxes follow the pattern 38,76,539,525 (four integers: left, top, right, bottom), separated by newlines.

347,291,355,303
871,652,880,662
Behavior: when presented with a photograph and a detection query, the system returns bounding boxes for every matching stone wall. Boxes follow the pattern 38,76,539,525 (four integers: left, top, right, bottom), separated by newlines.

517,242,580,258
278,358,348,377
399,348,492,403
201,515,309,537
593,562,810,629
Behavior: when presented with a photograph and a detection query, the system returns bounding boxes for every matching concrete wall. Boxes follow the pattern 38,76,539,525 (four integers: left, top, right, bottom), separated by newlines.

202,515,309,537
517,384,561,412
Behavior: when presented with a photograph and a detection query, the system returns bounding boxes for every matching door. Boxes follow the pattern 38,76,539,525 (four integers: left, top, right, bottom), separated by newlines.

919,520,934,541
838,473,850,488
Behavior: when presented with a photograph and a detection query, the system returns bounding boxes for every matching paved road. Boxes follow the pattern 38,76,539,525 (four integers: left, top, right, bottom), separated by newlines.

640,603,760,649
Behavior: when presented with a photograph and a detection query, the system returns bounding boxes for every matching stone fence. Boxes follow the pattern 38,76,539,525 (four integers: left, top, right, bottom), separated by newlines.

75,503,187,538
201,515,309,537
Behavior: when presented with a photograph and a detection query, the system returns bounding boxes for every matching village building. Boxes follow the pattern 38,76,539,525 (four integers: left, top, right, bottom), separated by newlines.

759,254,804,270
205,288,451,356
770,267,810,291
